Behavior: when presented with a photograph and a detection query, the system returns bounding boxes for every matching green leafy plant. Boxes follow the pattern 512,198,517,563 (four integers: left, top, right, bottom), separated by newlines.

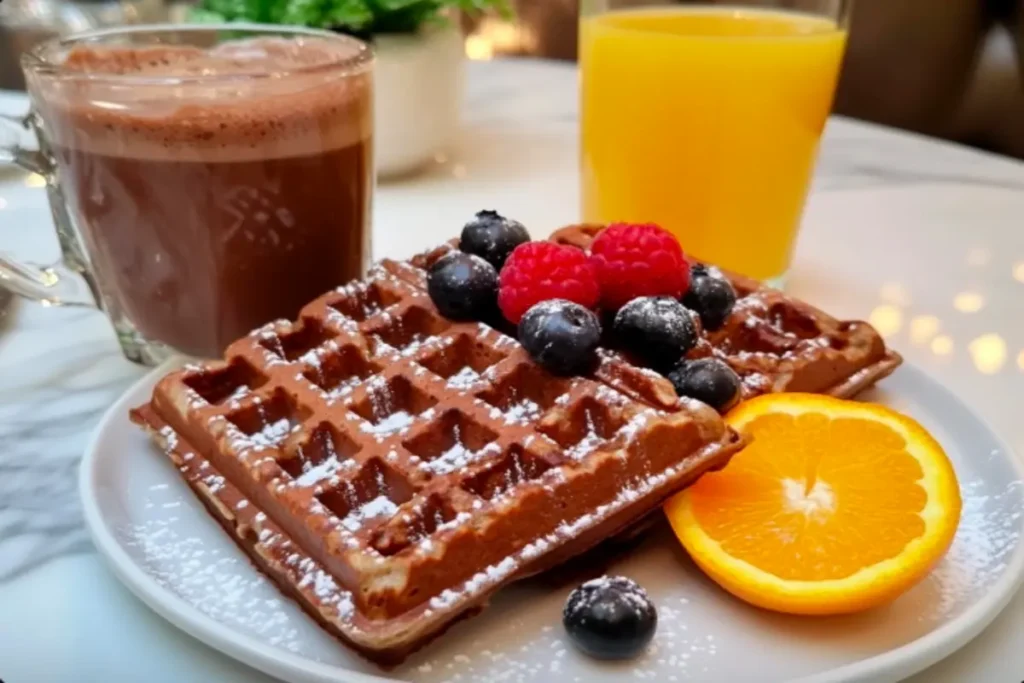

189,0,512,36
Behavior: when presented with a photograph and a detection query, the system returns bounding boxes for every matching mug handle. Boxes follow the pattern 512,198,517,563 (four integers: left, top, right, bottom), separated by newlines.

0,111,99,307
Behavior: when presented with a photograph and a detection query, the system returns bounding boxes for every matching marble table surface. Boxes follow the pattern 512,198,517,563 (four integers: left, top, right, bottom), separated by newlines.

2,59,1024,683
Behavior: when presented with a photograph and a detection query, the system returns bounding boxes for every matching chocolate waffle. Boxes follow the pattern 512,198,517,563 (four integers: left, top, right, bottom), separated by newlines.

551,224,902,399
131,254,746,665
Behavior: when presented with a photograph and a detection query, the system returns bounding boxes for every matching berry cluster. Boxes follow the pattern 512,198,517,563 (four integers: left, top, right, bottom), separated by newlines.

426,212,742,413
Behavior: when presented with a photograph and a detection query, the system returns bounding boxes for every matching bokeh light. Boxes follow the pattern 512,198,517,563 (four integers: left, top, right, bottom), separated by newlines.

931,335,954,356
968,334,1007,375
869,305,902,338
953,291,985,313
909,315,940,345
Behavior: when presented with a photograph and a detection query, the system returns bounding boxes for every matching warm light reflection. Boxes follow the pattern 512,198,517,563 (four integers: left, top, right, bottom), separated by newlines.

953,291,985,313
879,282,912,307
1017,350,1024,371
465,35,494,60
869,305,902,337
966,247,991,267
451,164,468,179
968,334,1007,375
1014,262,1024,283
909,315,940,345
465,19,536,61
931,335,954,356
24,173,46,188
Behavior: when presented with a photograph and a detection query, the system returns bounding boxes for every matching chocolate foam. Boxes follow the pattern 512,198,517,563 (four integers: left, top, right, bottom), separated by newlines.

31,38,372,161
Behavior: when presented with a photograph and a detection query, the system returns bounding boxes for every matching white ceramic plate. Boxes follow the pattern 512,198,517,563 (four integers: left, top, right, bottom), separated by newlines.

81,360,1024,683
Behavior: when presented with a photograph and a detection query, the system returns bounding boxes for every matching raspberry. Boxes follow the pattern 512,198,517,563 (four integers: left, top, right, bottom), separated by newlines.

498,242,600,324
589,223,689,311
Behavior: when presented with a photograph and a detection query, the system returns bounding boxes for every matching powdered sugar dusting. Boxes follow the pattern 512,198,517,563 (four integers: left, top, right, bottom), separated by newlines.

201,473,226,494
614,297,696,346
124,518,305,653
373,329,448,360
423,440,501,476
493,332,517,347
593,384,628,406
927,475,1021,615
292,455,353,488
225,384,251,403
401,467,1022,682
446,366,482,390
620,411,653,445
418,446,707,622
358,377,433,437
231,417,292,452
297,340,341,385
490,399,541,425
564,575,654,624
280,553,351,618
436,510,473,535
566,425,606,460
158,425,179,451
326,376,365,402
360,410,415,436
340,494,400,532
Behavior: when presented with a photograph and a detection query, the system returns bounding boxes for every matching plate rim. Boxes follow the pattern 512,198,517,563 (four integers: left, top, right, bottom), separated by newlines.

80,359,393,683
79,360,1024,683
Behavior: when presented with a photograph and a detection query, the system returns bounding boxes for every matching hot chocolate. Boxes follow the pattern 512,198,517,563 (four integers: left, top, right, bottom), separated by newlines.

32,37,373,358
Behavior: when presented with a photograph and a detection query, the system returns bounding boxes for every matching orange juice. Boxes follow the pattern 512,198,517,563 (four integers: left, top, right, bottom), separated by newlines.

580,8,846,281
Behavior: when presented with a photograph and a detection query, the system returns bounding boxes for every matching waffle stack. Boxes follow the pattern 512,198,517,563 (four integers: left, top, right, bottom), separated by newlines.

132,228,901,665
132,250,746,664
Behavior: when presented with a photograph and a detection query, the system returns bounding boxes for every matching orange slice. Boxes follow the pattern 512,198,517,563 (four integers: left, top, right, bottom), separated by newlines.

665,393,961,615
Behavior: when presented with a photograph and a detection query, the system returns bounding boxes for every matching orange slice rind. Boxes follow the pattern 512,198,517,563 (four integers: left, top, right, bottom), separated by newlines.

665,393,961,615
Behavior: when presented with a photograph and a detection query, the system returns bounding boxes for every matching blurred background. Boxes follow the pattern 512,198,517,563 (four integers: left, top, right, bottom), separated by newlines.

3,0,1023,159
463,0,1024,159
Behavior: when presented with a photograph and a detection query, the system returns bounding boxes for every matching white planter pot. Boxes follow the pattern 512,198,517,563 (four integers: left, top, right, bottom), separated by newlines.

373,26,464,179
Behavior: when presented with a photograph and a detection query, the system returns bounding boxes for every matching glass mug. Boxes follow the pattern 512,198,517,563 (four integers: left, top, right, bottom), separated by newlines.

0,24,374,365
580,0,850,283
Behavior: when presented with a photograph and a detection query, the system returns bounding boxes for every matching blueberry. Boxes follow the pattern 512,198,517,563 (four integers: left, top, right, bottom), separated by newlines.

518,299,601,375
613,296,698,371
668,358,742,412
563,576,657,660
459,210,531,270
427,251,498,320
683,265,737,331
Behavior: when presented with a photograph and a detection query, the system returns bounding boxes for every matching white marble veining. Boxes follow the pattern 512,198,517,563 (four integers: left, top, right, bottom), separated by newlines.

1,59,1023,682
